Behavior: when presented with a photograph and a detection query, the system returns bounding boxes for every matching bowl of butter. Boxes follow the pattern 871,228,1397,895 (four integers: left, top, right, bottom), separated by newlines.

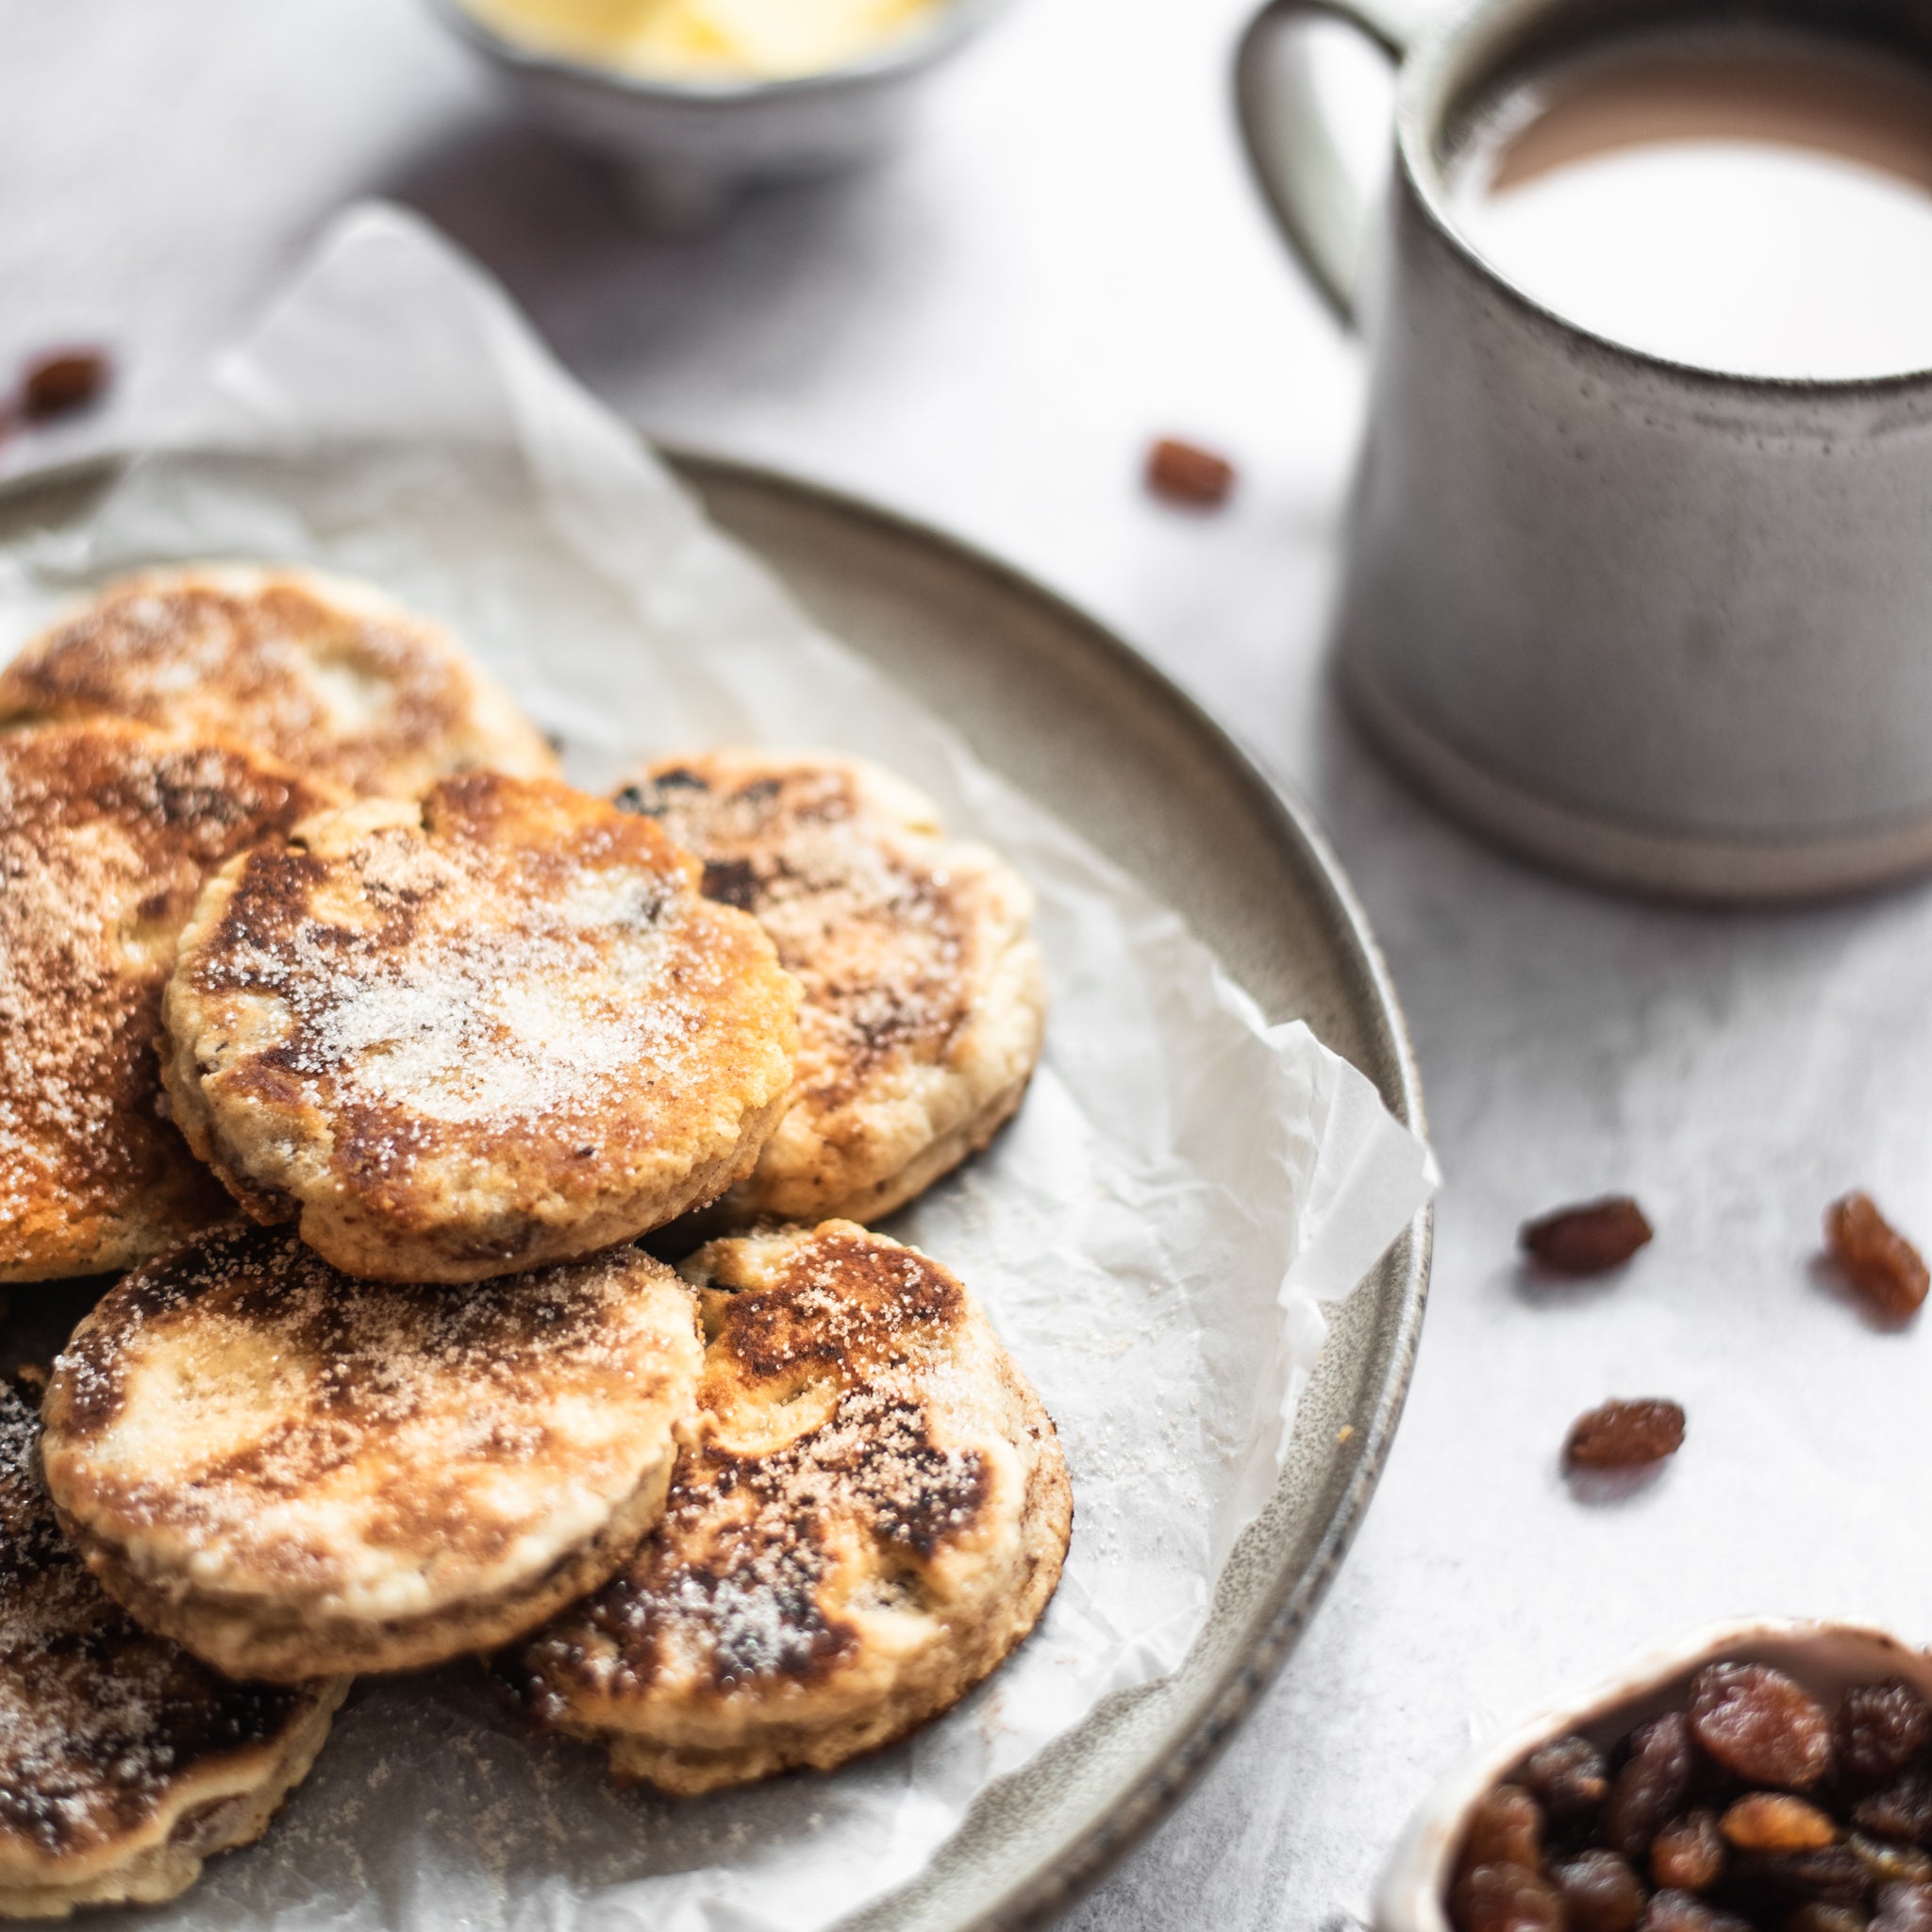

436,0,1004,224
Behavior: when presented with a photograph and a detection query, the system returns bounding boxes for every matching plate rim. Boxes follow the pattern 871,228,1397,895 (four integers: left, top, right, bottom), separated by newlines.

667,446,1434,1927
0,445,1433,1931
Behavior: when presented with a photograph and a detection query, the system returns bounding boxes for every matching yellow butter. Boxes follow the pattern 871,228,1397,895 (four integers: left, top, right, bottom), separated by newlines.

463,0,949,80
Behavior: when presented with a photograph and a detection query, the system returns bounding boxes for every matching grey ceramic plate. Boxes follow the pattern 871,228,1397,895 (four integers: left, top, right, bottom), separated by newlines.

0,450,1431,1932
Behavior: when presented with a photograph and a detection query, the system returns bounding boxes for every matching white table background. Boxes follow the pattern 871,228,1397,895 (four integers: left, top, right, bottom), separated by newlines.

9,4,1932,1927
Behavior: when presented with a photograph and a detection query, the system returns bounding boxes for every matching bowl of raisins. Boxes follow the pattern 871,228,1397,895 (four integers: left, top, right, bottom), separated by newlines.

1379,1619,1932,1932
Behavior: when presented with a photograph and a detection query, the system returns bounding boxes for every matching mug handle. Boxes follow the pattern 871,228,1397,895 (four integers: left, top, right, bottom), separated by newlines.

1234,0,1411,326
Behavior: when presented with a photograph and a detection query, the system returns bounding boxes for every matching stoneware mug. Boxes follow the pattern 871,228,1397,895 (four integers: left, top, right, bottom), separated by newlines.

1236,0,1932,901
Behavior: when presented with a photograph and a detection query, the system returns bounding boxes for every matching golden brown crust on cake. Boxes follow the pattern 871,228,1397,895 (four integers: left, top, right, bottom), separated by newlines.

615,752,1046,1227
75,1474,675,1685
499,1220,1072,1794
0,719,342,1285
40,1226,706,1682
0,566,558,800
0,1382,346,1919
158,773,803,1284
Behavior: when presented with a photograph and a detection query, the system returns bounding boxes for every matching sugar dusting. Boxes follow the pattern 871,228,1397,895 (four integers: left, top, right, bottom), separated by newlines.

47,1226,700,1615
0,1382,312,1862
193,785,739,1146
0,723,324,1257
653,1380,986,1690
216,900,693,1129
520,1227,1007,1709
0,574,471,796
622,760,984,1104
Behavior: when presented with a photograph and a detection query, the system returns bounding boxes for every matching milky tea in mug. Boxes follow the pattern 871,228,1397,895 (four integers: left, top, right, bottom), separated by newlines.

1442,25,1932,379
1238,0,1932,895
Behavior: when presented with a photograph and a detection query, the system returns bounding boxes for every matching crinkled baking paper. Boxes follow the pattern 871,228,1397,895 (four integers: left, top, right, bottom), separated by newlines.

0,206,1435,1932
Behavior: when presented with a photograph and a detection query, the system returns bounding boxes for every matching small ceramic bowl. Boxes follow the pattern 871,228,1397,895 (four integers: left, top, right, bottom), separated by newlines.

1377,1618,1932,1932
428,0,1008,227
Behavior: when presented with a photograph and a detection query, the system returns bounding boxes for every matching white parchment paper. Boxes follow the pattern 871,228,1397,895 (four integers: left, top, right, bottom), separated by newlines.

0,206,1435,1932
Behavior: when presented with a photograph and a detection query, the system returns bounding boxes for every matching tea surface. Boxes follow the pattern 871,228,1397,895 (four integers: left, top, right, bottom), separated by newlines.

1451,30,1932,378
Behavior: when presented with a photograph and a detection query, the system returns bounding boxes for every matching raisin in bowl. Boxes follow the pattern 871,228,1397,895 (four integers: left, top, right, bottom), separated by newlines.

1378,1621,1932,1932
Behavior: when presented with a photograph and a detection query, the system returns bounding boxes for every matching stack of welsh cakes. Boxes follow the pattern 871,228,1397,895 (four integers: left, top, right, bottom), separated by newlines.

0,567,1071,1918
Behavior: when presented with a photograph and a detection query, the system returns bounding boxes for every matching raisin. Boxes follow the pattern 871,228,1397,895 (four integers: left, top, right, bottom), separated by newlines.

699,858,762,909
1855,1772,1932,1844
1690,1663,1833,1789
1145,438,1236,508
1455,1863,1566,1932
1875,1885,1932,1932
1611,1714,1700,1859
1853,1840,1932,1890
1522,1196,1655,1274
1568,1400,1687,1469
1557,1849,1648,1932
1840,1683,1932,1786
1825,1194,1930,1320
20,348,111,422
1642,1889,1752,1931
1525,1736,1613,1820
1724,1795,1840,1852
1655,1812,1726,1890
1460,1786,1546,1875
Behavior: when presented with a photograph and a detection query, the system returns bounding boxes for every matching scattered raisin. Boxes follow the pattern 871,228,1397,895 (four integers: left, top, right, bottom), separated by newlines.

1875,1884,1932,1932
1523,1195,1656,1274
1825,1194,1929,1320
1568,1400,1688,1470
1724,1796,1840,1853
1525,1735,1614,1819
20,347,111,422
1643,1889,1753,1931
1854,1772,1932,1844
1145,437,1236,508
1839,1683,1932,1787
1461,1785,1545,1874
1656,1812,1726,1890
1457,1863,1567,1932
1690,1664,1833,1790
1557,1850,1649,1932
1611,1714,1701,1859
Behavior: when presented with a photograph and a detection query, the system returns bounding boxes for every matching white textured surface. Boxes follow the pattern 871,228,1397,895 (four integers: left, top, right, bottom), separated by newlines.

8,3,1932,1929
